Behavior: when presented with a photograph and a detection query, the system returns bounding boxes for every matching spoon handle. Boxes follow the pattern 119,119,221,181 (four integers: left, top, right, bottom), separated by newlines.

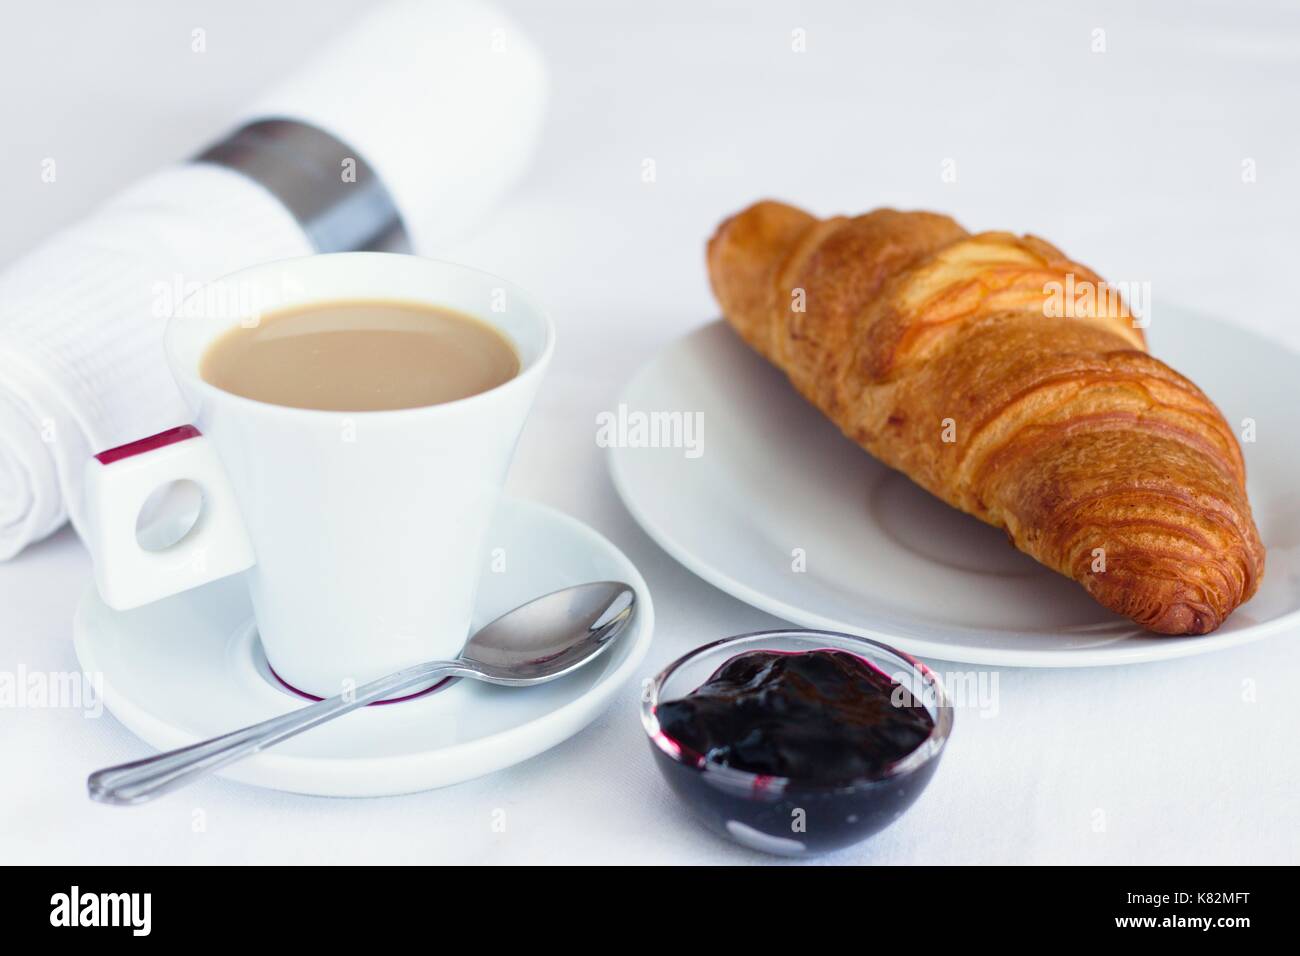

87,660,463,805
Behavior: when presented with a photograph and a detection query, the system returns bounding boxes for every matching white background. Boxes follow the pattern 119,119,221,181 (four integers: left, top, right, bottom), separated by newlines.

3,0,1299,864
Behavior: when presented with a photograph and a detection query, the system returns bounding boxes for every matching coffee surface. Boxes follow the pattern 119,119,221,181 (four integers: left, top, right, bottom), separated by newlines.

200,299,519,411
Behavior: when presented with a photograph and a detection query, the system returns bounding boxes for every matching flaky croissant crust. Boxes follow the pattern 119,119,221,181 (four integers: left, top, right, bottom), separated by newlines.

707,201,1263,634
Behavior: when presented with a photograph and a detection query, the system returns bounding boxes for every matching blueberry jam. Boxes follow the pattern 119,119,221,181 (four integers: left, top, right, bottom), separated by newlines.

658,649,934,783
650,649,943,856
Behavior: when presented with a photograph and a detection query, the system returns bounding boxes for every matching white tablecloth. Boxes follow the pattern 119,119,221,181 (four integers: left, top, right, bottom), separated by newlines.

3,0,1298,865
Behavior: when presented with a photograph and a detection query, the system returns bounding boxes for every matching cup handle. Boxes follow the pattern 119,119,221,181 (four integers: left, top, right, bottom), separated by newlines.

83,425,255,610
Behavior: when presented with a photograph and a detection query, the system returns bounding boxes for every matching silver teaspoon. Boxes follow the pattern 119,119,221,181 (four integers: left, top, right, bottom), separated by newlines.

88,581,636,806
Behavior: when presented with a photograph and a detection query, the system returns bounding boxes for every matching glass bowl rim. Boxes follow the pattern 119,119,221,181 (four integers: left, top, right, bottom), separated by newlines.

640,628,954,791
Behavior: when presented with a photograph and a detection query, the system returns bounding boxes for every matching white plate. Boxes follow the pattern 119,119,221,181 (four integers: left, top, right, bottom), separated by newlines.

608,309,1300,666
74,497,654,796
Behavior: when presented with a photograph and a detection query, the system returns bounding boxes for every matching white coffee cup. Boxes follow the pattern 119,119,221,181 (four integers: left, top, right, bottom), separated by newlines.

83,253,554,697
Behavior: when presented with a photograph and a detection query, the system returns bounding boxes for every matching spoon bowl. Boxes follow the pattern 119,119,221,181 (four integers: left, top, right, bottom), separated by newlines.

461,581,635,684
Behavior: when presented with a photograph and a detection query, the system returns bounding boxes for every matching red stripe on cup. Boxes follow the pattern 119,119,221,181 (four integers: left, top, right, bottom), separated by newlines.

94,425,202,465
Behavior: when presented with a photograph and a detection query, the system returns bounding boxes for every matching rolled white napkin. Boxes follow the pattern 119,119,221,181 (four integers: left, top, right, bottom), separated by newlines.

0,0,545,560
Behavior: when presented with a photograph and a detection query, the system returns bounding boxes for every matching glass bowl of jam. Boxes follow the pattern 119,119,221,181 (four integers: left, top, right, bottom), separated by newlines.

641,629,953,857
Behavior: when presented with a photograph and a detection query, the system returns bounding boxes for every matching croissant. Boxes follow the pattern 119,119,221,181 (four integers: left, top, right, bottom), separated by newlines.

707,201,1263,635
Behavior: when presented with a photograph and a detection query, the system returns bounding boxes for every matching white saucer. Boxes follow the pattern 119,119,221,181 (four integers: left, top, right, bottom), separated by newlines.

74,497,654,796
608,308,1300,667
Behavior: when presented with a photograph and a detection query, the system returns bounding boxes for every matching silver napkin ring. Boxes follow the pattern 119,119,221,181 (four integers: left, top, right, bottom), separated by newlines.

196,118,411,254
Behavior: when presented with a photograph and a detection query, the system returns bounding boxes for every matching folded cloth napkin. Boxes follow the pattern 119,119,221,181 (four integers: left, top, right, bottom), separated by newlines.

0,165,312,559
0,0,545,560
